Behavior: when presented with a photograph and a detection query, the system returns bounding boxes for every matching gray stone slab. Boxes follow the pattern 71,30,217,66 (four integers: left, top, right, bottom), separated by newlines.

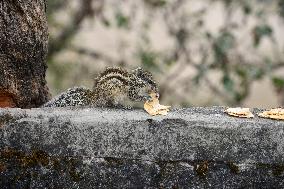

0,106,284,188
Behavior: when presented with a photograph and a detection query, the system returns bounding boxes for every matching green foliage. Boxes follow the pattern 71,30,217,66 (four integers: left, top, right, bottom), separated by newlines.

176,28,188,44
46,0,65,13
235,67,247,78
249,67,265,80
138,49,159,70
242,3,252,15
279,0,284,18
272,77,284,91
222,74,234,92
46,0,65,22
144,0,167,7
253,25,273,47
213,31,235,66
102,19,111,27
115,11,129,28
193,64,207,85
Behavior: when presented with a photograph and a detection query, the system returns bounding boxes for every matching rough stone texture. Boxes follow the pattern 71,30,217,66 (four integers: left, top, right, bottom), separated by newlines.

0,0,50,108
0,106,284,188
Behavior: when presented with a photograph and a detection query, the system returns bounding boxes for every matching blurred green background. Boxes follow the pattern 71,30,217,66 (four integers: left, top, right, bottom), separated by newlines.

46,0,284,108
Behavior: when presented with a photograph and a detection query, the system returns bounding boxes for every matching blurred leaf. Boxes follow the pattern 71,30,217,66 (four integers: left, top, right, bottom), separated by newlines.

256,10,265,18
46,0,66,23
196,19,204,27
115,12,129,28
250,67,265,80
139,50,159,70
144,0,167,7
243,3,252,15
272,77,284,90
46,0,66,15
205,32,212,39
234,92,244,102
176,28,188,44
222,74,234,92
237,65,264,80
216,32,235,51
253,25,273,47
223,0,233,6
213,31,235,65
279,0,284,18
165,59,175,66
102,18,111,27
235,67,247,78
193,64,207,85
233,90,246,104
193,72,203,85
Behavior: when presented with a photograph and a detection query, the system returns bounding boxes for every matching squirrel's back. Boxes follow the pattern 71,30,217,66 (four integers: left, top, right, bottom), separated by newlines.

42,87,96,107
93,67,132,107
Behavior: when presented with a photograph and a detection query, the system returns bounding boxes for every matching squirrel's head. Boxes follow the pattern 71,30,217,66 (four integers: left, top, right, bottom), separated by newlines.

129,67,159,101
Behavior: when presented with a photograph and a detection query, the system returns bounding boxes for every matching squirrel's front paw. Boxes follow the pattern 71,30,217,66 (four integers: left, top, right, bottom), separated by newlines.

123,105,133,110
118,104,133,110
112,104,132,110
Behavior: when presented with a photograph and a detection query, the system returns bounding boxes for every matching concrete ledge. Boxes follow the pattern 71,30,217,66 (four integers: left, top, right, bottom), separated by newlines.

0,107,284,188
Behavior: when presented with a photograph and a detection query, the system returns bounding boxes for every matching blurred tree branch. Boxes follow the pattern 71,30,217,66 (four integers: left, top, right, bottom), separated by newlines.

48,0,101,59
70,47,115,65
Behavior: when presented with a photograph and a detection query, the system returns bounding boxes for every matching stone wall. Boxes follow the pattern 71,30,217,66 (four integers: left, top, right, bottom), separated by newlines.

0,107,284,188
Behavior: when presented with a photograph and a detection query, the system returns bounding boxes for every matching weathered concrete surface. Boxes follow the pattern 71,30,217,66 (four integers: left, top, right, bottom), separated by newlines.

0,106,284,188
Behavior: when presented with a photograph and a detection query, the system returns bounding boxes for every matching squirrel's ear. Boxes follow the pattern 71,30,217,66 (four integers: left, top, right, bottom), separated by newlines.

132,67,144,75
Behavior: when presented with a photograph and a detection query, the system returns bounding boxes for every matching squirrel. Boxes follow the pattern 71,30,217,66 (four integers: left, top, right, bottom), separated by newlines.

42,67,159,108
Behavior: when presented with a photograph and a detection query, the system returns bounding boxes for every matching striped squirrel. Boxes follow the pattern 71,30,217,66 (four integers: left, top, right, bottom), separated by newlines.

42,67,159,108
